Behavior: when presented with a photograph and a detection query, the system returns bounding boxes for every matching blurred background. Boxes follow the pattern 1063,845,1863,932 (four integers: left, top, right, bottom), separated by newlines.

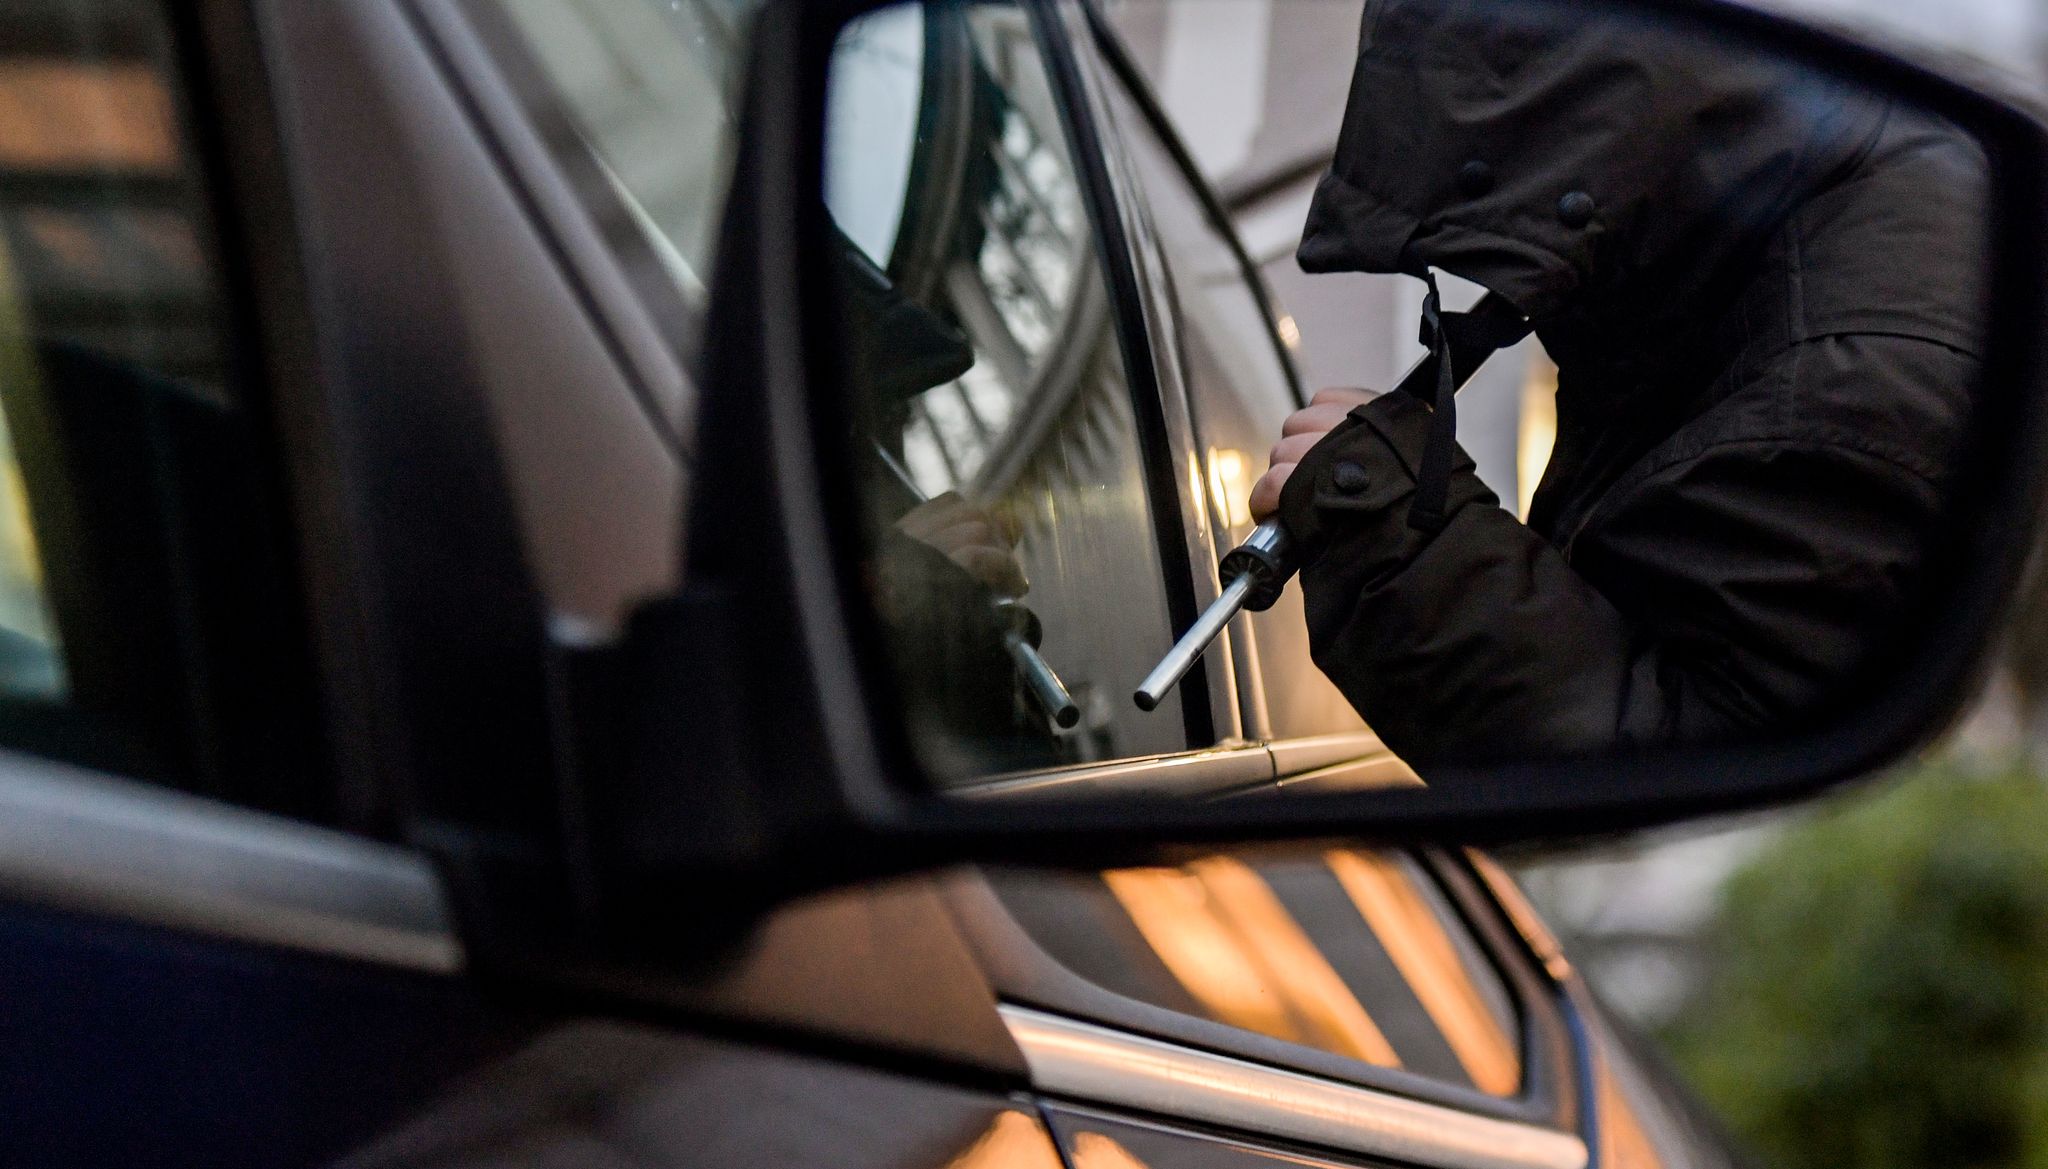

1103,1,2048,1166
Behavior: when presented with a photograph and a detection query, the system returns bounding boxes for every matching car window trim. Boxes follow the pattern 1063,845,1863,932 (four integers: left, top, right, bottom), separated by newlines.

0,748,462,972
953,729,1416,800
1268,730,1422,791
1003,1005,1589,1169
943,860,1571,1129
1427,850,1587,1133
1267,729,1401,775
953,743,1276,801
1030,0,1217,749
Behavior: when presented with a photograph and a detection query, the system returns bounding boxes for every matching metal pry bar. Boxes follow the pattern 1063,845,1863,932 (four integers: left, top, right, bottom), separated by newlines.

1133,519,1293,710
1131,291,1525,712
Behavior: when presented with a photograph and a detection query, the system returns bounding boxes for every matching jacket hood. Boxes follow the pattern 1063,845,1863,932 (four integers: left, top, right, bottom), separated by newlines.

1298,0,1888,322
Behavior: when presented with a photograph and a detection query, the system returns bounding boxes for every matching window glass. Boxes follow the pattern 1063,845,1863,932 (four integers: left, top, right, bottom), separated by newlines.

1096,71,1369,742
991,849,1523,1096
824,1,1191,781
487,0,755,314
0,42,212,702
0,250,63,701
0,13,205,706
0,2,318,804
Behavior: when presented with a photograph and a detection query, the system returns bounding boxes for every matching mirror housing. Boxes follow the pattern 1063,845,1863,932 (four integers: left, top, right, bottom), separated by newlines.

571,0,2048,937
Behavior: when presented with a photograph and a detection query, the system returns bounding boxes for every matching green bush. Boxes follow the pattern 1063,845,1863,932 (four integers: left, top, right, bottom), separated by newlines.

1663,761,2048,1169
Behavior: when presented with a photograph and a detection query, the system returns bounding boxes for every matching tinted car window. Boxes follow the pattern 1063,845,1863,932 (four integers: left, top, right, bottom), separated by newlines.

825,1,1192,780
991,850,1523,1096
0,0,320,809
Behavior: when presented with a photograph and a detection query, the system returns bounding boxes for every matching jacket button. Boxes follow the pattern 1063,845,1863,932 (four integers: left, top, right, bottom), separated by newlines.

1331,461,1371,495
1557,191,1597,228
1456,160,1494,197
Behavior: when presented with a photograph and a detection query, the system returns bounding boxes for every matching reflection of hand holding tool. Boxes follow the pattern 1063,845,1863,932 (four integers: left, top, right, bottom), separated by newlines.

1134,289,1529,712
993,598,1081,729
872,443,1082,730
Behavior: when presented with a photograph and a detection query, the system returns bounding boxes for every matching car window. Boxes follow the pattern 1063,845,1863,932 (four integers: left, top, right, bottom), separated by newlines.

823,1,1193,780
479,0,755,341
1091,59,1372,743
990,849,1523,1097
491,0,751,296
0,1,321,809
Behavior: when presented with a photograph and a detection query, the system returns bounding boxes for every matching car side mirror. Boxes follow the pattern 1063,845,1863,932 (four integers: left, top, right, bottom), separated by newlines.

572,0,2048,937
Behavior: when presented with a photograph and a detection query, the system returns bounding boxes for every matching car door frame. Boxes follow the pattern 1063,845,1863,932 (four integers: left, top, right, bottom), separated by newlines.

1065,0,1418,795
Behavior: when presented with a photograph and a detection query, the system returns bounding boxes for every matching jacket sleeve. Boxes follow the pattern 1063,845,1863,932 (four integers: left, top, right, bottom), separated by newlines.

1277,382,1950,766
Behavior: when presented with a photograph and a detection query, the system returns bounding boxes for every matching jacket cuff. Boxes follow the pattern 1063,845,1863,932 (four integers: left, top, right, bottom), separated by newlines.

1276,392,1496,562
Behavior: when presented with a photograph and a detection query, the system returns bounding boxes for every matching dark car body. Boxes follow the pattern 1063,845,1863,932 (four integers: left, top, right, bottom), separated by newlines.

0,2,1747,1167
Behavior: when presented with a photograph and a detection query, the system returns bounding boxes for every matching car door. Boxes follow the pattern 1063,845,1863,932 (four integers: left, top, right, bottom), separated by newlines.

0,4,539,1164
945,846,1586,1169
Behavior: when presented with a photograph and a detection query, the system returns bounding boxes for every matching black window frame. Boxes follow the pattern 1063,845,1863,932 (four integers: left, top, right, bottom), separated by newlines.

1023,0,1216,751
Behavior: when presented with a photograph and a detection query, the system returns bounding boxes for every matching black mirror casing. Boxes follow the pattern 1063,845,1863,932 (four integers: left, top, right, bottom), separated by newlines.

578,0,2048,940
583,0,948,936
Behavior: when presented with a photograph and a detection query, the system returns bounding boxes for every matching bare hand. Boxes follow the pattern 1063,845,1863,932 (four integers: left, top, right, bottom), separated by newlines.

1249,387,1379,520
895,492,1028,596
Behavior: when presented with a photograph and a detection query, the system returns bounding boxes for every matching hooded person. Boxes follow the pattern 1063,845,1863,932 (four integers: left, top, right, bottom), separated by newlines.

1250,0,1991,765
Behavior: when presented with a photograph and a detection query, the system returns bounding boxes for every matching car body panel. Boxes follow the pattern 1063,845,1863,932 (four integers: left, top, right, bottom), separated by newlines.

0,3,1752,1167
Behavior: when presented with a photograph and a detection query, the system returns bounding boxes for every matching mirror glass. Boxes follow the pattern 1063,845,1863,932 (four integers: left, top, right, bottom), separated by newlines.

820,0,1997,800
825,0,1193,779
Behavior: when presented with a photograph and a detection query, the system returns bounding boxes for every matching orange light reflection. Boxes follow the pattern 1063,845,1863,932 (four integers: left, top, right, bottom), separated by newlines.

941,1110,1060,1169
1597,1053,1661,1169
0,62,177,172
1070,1132,1152,1169
1325,850,1520,1096
1104,858,1399,1067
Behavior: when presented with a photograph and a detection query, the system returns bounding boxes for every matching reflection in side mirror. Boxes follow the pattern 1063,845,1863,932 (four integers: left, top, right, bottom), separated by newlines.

1133,293,1532,714
867,430,1081,729
825,0,1194,780
810,0,2022,817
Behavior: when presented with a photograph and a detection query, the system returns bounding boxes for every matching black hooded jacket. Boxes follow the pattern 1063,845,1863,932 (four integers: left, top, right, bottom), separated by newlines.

1278,0,1990,765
